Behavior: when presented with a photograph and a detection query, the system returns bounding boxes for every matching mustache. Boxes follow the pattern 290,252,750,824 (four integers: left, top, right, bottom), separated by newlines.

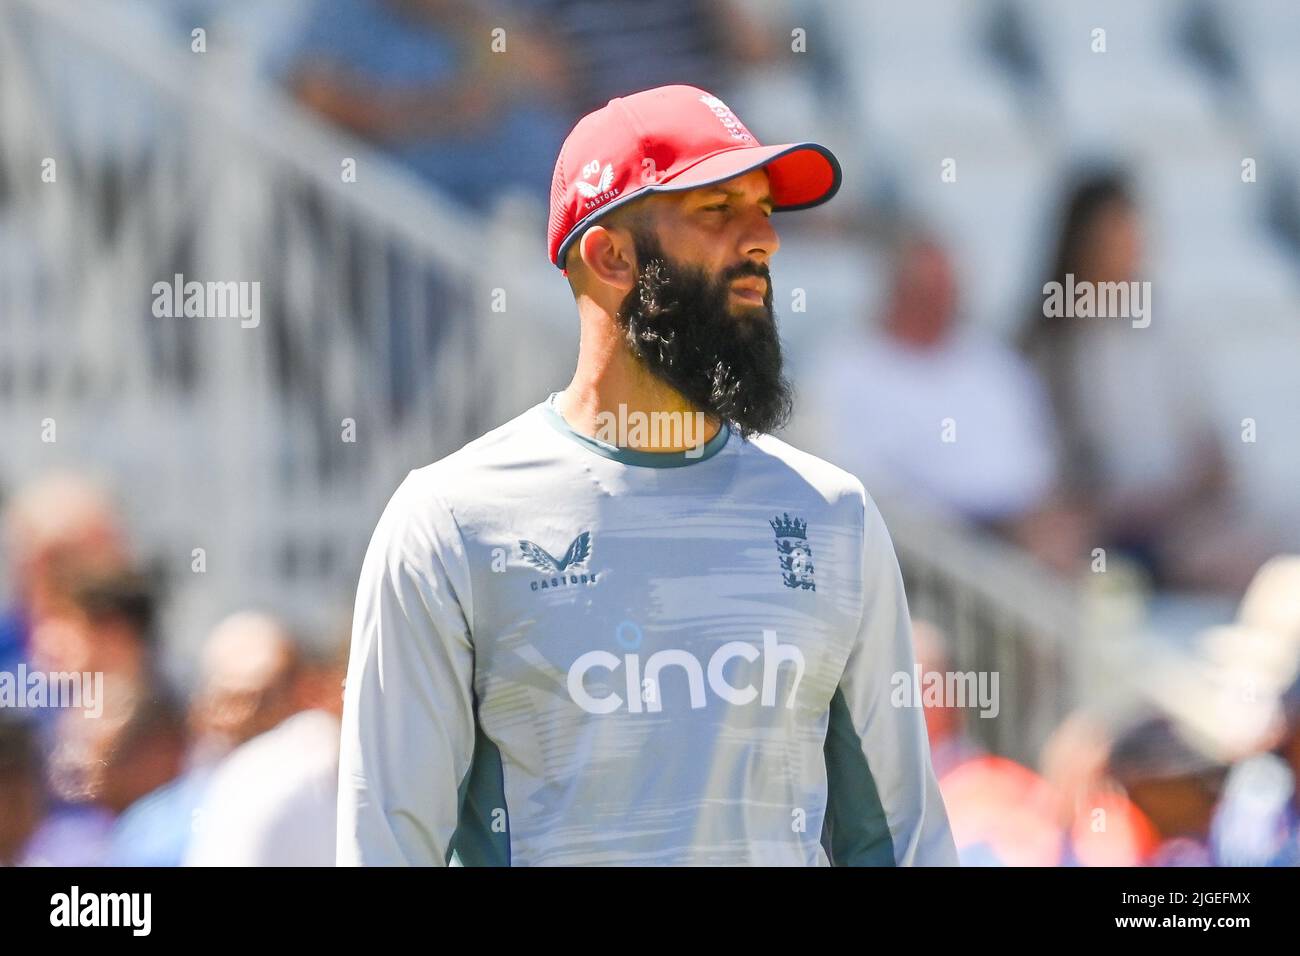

628,257,772,318
721,260,771,289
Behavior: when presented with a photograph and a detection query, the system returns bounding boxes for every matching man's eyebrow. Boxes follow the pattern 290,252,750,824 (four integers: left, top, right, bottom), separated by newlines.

697,188,776,210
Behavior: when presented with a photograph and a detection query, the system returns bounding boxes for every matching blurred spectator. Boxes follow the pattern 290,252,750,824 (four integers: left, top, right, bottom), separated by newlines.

5,703,145,866
274,0,574,422
915,620,983,778
0,480,160,865
185,637,347,867
19,801,115,866
1,473,130,676
280,0,569,211
811,234,1078,570
915,620,1064,865
186,611,303,762
104,611,301,866
34,568,167,802
1212,672,1300,866
1019,171,1275,595
1105,715,1228,866
0,718,42,866
1041,711,1159,866
33,688,189,861
14,567,177,865
96,693,188,817
514,0,768,114
29,567,159,701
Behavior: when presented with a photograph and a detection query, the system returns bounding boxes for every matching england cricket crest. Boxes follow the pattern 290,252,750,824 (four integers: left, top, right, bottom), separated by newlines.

770,513,815,591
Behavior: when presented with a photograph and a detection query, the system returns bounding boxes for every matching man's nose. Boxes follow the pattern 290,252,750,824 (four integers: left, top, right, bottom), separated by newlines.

741,211,780,264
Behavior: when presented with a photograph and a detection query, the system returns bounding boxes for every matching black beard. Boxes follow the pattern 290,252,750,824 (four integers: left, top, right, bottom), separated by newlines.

614,231,793,439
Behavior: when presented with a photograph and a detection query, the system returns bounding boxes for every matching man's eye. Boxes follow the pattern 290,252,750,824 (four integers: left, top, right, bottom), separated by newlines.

703,203,729,212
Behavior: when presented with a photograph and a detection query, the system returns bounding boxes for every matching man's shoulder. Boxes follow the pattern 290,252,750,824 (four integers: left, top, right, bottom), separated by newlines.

742,432,869,509
740,433,903,552
366,401,556,557
418,402,546,477
395,400,552,506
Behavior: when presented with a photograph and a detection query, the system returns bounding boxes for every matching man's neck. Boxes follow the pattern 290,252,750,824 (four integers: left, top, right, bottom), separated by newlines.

557,344,722,453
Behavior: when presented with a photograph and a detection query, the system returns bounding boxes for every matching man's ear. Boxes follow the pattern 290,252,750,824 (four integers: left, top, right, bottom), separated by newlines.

578,223,638,294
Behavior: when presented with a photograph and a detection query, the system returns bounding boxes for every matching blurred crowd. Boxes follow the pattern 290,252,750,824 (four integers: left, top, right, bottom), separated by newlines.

0,475,345,866
807,170,1285,596
920,603,1300,867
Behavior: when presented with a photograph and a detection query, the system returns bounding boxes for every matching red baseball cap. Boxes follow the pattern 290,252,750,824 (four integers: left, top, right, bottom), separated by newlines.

547,84,842,271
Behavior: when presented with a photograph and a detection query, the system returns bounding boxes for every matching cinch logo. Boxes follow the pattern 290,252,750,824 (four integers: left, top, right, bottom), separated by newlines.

566,629,805,715
575,158,619,211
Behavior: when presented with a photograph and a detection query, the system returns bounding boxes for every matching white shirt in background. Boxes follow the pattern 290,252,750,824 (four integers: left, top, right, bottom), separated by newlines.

811,331,1057,522
185,709,340,867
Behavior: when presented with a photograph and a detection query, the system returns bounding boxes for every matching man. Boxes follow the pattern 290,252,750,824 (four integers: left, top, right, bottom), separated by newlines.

339,84,958,866
22,567,168,866
810,235,1060,534
106,612,302,866
1105,716,1227,867
1,473,130,685
185,634,348,867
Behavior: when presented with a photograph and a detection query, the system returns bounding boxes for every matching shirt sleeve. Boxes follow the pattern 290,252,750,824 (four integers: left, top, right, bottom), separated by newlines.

336,473,476,866
821,487,959,866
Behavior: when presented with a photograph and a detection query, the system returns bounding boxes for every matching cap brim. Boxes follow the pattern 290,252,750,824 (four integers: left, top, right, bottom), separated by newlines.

555,142,842,269
656,142,842,211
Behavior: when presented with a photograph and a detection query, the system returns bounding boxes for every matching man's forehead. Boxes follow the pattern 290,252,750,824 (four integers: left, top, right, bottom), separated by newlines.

683,167,772,200
592,166,774,241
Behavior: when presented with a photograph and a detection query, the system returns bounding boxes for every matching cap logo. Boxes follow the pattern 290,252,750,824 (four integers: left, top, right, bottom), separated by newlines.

698,94,754,143
574,158,618,210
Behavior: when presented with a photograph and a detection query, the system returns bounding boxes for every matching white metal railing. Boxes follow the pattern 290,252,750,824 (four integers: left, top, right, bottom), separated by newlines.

0,0,574,672
871,492,1083,765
